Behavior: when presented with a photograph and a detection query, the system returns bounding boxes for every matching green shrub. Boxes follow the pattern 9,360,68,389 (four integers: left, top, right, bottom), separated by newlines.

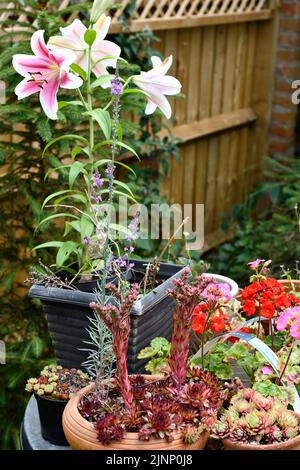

0,0,179,449
207,156,300,285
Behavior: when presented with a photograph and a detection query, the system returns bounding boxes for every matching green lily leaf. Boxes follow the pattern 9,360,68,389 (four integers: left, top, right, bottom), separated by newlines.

33,241,64,251
84,109,111,140
70,63,87,80
69,161,87,188
64,220,81,236
93,158,136,176
56,241,79,268
58,100,83,109
80,216,94,239
36,213,79,230
91,74,114,89
71,147,83,160
43,135,88,156
42,190,79,209
93,140,139,159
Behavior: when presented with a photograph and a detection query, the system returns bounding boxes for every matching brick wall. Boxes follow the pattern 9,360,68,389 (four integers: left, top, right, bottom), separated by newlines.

269,0,300,157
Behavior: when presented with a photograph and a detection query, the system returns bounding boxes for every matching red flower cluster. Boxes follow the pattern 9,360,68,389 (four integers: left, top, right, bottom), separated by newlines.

241,278,298,319
192,304,229,334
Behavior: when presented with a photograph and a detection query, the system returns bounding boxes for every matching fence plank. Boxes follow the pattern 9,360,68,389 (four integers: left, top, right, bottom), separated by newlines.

1,0,279,252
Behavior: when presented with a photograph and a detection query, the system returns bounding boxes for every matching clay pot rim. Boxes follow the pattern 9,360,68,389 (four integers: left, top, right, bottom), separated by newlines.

222,431,300,450
222,411,300,450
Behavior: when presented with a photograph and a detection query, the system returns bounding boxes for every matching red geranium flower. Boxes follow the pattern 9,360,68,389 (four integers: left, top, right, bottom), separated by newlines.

210,317,227,332
260,300,275,319
243,300,256,317
274,293,291,310
192,312,207,334
194,304,209,315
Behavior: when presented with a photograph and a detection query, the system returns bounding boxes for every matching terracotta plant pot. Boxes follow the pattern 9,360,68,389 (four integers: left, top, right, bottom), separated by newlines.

278,279,300,293
63,384,208,450
222,432,300,451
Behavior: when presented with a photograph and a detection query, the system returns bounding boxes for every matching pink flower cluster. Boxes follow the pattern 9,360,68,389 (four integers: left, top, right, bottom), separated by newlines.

276,307,300,340
201,282,232,303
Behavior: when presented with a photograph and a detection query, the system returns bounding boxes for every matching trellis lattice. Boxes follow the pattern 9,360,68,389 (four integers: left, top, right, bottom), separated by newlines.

1,0,277,33
111,0,273,21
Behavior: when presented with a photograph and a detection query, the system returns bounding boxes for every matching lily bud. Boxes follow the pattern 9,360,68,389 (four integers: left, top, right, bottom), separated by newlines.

90,0,113,24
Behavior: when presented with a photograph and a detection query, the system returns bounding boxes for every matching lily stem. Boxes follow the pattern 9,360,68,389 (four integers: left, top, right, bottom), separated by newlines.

87,44,94,166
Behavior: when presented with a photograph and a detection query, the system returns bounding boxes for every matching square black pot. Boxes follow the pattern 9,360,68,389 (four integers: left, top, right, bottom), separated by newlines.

29,260,185,374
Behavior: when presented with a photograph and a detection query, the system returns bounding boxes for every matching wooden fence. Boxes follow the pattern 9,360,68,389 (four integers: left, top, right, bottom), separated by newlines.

2,0,280,251
110,0,280,250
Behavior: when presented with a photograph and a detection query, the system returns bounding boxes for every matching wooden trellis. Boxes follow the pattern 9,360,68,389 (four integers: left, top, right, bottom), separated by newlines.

109,0,276,32
1,0,280,251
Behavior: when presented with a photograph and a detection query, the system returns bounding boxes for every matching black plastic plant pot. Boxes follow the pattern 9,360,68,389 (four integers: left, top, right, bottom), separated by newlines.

29,260,185,374
34,393,68,446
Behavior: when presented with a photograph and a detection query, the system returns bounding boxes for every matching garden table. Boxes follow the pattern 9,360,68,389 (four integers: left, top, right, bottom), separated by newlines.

20,395,70,450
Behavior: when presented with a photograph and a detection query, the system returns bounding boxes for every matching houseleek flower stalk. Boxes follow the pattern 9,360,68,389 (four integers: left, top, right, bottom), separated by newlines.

168,269,213,387
90,283,140,413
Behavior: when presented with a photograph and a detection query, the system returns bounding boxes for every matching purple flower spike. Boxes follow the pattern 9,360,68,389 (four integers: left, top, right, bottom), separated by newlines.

92,194,102,204
83,236,90,246
116,256,127,268
105,165,114,178
110,77,123,96
92,170,104,188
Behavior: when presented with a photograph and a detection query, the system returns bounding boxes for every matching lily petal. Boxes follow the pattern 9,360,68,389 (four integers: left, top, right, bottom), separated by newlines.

91,62,112,88
92,39,121,69
50,48,77,69
59,19,86,45
94,14,111,41
135,76,181,96
31,30,50,60
145,55,173,79
39,75,59,120
48,35,83,52
12,54,52,77
145,99,157,115
146,90,172,119
15,77,40,99
133,54,180,119
60,72,83,89
151,56,162,68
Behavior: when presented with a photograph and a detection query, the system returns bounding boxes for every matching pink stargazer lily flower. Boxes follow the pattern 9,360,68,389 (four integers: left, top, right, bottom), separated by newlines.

132,55,181,119
48,16,121,83
12,30,82,120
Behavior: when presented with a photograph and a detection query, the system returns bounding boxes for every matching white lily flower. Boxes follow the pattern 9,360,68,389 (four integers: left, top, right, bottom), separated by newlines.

48,15,121,84
132,55,181,119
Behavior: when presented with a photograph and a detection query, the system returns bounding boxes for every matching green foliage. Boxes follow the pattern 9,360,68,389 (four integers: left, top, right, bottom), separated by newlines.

264,332,286,351
207,156,300,285
252,380,294,405
193,341,266,382
137,337,170,374
0,0,179,448
277,344,300,385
